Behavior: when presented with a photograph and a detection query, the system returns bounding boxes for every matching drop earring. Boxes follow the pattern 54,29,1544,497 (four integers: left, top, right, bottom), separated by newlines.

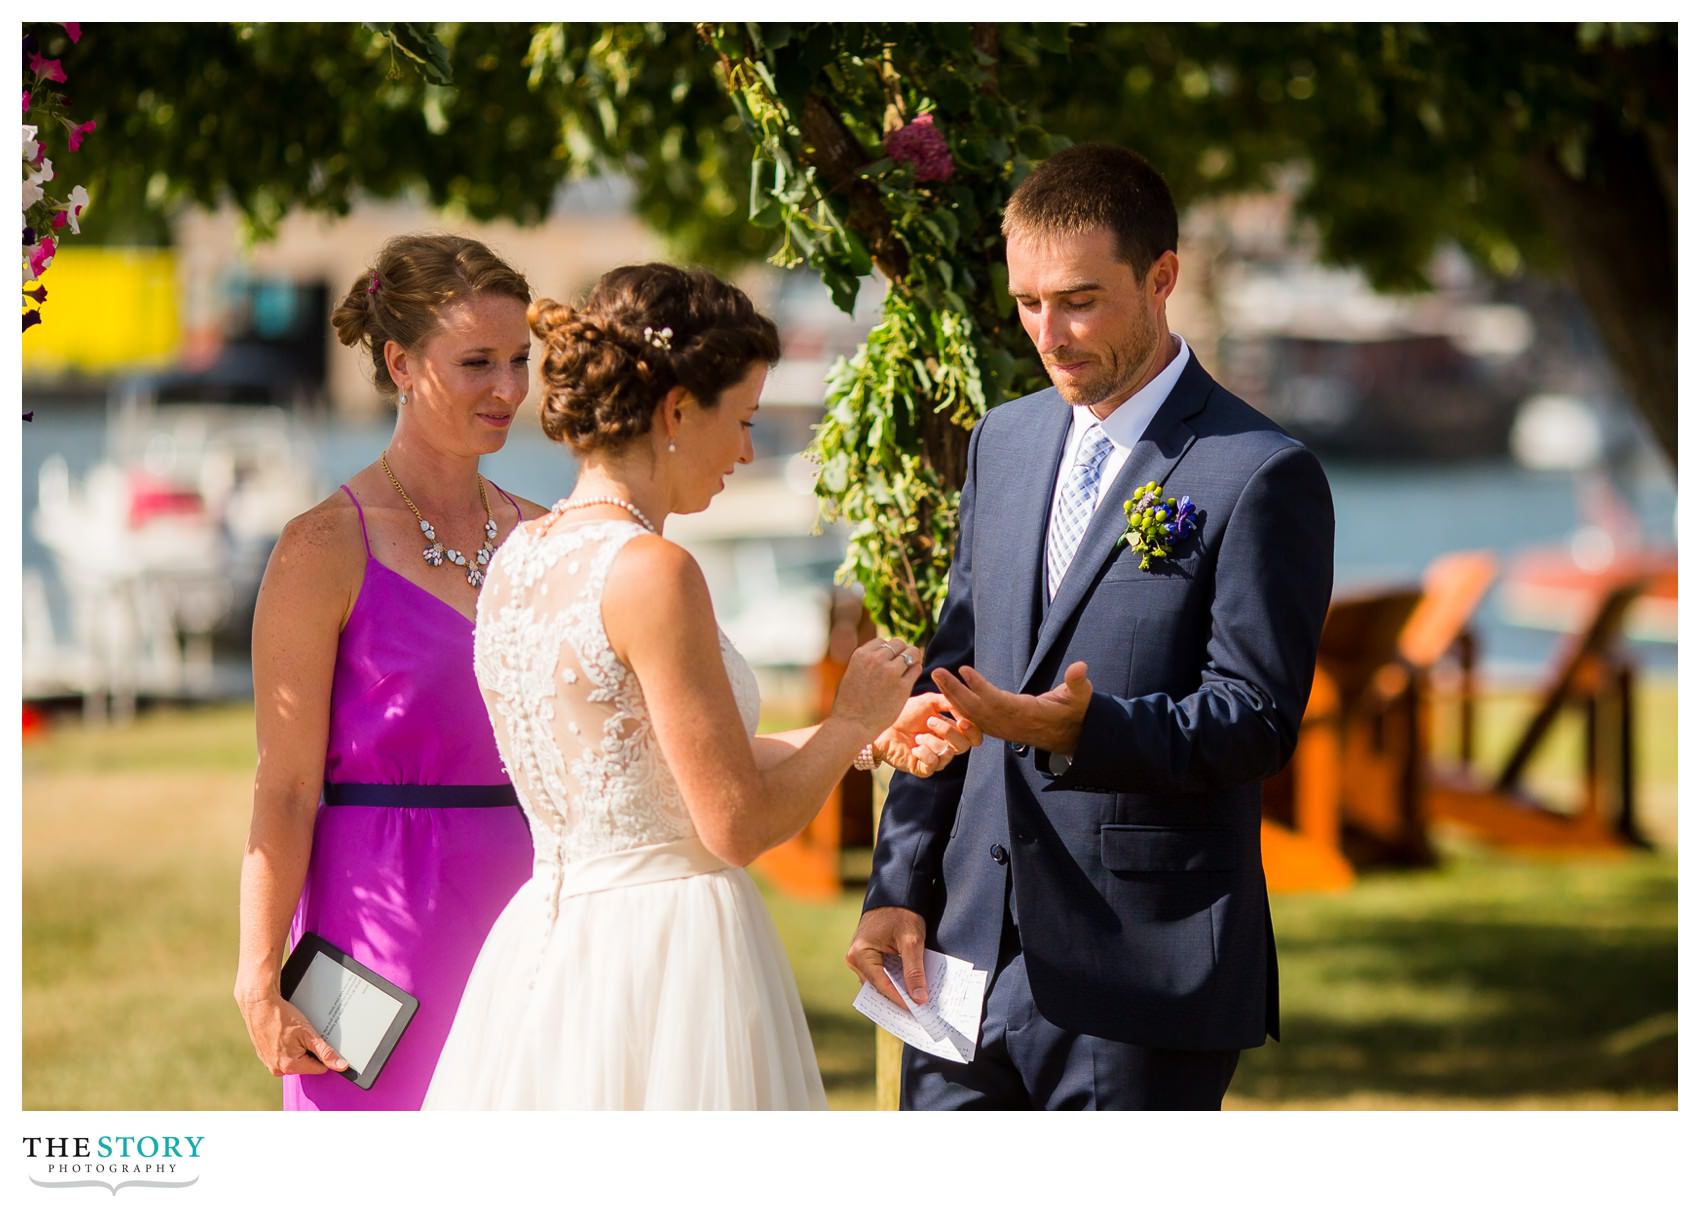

668,439,677,453
399,390,409,406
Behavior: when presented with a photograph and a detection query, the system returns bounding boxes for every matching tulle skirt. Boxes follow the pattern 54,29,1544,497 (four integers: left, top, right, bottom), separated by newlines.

423,838,827,1110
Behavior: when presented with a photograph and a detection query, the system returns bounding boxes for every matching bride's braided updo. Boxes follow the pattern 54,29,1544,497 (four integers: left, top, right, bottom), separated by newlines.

529,263,781,454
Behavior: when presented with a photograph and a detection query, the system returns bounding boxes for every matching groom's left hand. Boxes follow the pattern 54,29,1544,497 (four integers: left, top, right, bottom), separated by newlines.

933,661,1093,756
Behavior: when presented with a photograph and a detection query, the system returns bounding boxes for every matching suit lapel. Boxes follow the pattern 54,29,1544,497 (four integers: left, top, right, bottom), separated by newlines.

1009,394,1074,682
1020,356,1213,692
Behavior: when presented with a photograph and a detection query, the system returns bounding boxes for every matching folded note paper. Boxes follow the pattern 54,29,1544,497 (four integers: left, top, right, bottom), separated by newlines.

852,948,988,1063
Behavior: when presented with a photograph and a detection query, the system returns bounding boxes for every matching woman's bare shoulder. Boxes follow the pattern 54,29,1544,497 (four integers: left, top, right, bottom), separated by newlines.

266,489,367,587
602,533,712,624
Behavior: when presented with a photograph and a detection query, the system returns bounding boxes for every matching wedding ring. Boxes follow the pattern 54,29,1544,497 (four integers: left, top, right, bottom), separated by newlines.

900,651,915,669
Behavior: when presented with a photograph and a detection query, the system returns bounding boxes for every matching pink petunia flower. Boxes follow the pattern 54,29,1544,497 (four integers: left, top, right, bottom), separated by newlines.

52,211,66,229
29,236,57,280
63,23,82,43
68,118,96,151
28,54,67,85
23,89,32,114
884,113,954,184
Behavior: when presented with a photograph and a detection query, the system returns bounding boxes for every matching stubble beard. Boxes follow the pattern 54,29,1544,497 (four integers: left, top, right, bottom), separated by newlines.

1047,326,1149,411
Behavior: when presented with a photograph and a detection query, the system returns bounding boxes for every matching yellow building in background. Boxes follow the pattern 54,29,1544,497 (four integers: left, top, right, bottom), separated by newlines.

22,247,181,375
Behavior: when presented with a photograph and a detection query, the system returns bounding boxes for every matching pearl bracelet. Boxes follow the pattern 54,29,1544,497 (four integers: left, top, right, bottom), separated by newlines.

852,744,881,772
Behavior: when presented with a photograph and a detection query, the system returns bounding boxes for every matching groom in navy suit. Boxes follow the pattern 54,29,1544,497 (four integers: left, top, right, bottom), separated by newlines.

848,144,1334,1109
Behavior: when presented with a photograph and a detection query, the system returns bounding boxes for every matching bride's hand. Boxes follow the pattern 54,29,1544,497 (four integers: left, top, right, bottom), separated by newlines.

831,638,924,737
873,691,983,778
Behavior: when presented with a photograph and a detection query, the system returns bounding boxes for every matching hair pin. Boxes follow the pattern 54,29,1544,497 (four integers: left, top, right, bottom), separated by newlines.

367,273,381,295
643,325,673,351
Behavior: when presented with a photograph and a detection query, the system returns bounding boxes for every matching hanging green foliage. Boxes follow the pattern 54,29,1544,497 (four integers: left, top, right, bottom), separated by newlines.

703,23,1071,642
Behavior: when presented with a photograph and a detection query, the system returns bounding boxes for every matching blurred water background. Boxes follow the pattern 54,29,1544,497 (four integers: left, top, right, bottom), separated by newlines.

19,393,1676,691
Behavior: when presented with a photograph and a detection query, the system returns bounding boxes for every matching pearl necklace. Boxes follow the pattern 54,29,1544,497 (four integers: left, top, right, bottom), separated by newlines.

381,451,498,589
548,495,658,533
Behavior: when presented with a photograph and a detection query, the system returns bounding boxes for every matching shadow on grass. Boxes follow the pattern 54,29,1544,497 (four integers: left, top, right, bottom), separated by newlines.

805,1006,878,1096
1237,867,1677,1104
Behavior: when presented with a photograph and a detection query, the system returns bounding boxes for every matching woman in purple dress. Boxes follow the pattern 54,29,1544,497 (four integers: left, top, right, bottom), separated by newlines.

234,234,542,1109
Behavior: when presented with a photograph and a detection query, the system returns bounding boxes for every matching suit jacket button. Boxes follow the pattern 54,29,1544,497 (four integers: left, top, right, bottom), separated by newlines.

990,844,1009,864
1008,741,1028,756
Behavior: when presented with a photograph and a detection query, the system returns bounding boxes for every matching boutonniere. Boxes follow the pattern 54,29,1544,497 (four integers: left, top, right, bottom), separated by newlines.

1118,480,1199,570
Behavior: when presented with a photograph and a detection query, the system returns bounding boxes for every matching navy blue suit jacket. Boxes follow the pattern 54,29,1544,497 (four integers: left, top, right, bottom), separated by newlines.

864,353,1334,1051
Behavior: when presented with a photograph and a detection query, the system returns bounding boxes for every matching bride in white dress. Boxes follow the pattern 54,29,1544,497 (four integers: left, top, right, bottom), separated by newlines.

424,264,979,1110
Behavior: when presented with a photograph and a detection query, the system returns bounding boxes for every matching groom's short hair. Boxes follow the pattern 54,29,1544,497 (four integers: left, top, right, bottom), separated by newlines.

1002,144,1178,275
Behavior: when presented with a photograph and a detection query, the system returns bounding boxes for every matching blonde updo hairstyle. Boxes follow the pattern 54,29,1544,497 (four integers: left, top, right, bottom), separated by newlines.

330,233,532,397
528,263,781,454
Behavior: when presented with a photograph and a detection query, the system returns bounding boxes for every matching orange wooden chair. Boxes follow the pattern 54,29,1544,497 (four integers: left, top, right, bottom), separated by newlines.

1330,553,1501,866
753,591,875,900
1262,585,1425,892
1424,567,1655,851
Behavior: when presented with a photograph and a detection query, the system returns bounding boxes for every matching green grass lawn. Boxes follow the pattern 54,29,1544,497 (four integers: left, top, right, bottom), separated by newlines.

22,681,1676,1110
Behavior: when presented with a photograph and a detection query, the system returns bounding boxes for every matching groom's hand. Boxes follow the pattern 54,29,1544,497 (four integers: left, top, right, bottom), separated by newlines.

933,661,1093,755
847,906,929,1007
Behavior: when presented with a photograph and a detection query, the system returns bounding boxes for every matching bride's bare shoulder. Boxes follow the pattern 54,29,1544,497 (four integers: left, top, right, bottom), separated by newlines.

605,533,707,608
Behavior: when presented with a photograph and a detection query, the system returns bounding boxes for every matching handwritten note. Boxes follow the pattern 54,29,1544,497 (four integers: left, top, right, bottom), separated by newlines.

852,948,988,1063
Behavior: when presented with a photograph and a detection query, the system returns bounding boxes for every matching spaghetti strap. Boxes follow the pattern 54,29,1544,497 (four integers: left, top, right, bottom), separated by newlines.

340,484,374,557
493,483,523,525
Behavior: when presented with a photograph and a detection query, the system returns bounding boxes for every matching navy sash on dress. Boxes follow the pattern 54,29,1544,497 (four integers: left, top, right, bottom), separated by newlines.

322,782,521,808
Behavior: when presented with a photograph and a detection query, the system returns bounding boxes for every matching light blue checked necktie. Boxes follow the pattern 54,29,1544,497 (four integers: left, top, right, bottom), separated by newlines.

1045,423,1113,599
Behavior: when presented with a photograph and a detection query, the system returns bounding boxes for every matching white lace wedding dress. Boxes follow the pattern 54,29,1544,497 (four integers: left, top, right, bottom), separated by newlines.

423,518,827,1110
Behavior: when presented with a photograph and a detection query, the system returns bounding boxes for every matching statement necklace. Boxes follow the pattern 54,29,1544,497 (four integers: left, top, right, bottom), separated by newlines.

548,495,658,533
381,451,498,589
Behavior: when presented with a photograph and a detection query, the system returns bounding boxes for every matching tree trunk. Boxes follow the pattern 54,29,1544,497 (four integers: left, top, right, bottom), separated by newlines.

1523,123,1676,466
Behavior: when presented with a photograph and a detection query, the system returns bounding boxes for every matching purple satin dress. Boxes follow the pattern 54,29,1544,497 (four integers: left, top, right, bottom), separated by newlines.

284,485,534,1110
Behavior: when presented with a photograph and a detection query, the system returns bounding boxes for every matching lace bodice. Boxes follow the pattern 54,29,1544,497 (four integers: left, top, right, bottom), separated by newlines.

473,518,761,879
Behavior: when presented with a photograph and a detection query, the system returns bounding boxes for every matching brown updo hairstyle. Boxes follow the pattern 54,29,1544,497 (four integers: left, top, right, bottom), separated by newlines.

329,233,531,396
528,263,781,453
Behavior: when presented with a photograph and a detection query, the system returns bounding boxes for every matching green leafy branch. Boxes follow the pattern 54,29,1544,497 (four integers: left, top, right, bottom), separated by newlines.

706,22,1066,643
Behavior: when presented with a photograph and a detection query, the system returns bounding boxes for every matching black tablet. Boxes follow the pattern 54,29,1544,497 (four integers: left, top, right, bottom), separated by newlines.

279,932,420,1091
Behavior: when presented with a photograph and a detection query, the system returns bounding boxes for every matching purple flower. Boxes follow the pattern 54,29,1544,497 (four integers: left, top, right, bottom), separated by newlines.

23,309,41,333
22,88,31,114
23,226,35,245
25,284,46,303
884,113,954,184
1167,496,1197,535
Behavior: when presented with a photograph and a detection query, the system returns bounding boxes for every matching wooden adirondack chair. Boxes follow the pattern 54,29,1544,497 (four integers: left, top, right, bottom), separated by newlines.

1261,585,1425,891
1330,552,1500,866
1424,567,1655,850
754,591,876,900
